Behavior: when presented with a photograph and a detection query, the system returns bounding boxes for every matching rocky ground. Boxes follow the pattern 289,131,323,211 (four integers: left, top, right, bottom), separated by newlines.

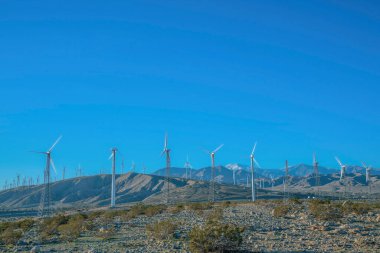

1,200,380,252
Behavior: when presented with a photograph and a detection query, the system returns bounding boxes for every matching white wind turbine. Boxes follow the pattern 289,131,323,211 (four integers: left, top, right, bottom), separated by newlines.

161,134,171,204
204,144,224,202
250,142,261,202
362,162,371,184
184,155,192,180
109,147,118,208
32,135,62,216
335,156,347,181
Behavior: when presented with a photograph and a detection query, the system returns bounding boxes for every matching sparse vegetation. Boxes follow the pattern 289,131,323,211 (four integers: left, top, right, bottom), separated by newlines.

272,205,290,217
146,220,178,241
188,202,213,212
57,213,87,241
189,219,244,253
128,204,167,218
308,199,342,221
0,218,35,246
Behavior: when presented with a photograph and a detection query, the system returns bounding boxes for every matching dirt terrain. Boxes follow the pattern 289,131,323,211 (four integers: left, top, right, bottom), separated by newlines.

1,199,379,253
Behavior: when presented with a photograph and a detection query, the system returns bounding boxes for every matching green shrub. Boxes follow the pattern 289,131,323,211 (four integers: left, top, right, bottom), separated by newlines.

189,220,244,253
340,201,370,215
188,202,213,211
0,226,22,245
146,220,177,241
57,213,86,242
40,214,69,239
97,227,115,241
170,203,185,214
272,205,290,217
290,197,302,205
207,208,223,222
145,205,166,217
309,201,342,221
128,204,166,218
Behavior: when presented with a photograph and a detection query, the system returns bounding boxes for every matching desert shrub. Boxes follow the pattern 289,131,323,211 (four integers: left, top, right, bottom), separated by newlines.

221,201,232,208
340,201,370,215
0,226,22,245
145,205,166,217
290,197,302,205
97,227,115,241
189,220,244,253
16,218,35,231
88,210,106,220
128,204,166,218
103,210,129,220
207,208,223,222
40,214,69,239
170,203,186,214
309,201,342,221
146,220,177,241
272,205,290,217
188,202,213,211
57,213,86,242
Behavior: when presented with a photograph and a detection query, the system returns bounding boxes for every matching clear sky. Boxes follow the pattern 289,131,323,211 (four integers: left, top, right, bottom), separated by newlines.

0,0,379,185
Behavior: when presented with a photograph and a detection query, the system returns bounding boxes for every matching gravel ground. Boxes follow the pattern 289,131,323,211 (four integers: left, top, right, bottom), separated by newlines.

2,201,380,253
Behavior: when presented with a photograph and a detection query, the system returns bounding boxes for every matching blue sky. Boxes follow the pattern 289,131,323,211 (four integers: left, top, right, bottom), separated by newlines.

0,0,379,185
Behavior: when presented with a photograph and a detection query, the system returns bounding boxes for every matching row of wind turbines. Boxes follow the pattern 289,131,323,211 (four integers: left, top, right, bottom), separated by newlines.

6,134,374,215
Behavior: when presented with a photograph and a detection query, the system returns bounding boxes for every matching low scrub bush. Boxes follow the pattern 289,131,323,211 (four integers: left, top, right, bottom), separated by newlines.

0,218,35,246
272,205,290,217
40,214,69,239
308,200,342,221
188,202,213,211
189,220,244,253
340,201,370,215
146,220,177,241
57,213,87,242
128,204,166,218
0,226,22,245
207,208,223,222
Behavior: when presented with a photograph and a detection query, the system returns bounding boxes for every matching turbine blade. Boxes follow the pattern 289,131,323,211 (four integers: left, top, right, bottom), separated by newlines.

254,158,261,168
48,135,62,152
30,151,47,154
361,162,367,168
335,156,343,167
313,152,316,164
164,133,168,150
251,142,257,156
201,148,210,155
212,144,224,154
109,153,114,160
50,158,57,174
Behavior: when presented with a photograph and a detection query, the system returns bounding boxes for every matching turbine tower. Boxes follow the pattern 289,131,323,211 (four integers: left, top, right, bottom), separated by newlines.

184,155,192,180
205,144,224,202
161,134,171,204
109,148,118,208
250,142,260,202
335,157,346,181
362,162,371,185
32,135,62,217
313,153,320,195
131,160,136,173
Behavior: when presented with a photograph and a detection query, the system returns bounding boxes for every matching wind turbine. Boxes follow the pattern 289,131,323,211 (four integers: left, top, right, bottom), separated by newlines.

362,162,371,185
131,160,136,173
109,148,118,208
184,155,192,180
161,134,171,204
313,153,320,194
250,142,260,202
32,135,62,217
335,156,346,181
204,144,224,202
